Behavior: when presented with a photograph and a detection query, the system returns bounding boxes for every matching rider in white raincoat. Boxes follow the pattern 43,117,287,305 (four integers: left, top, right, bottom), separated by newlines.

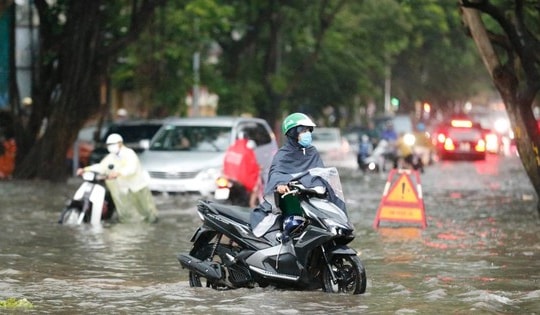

78,133,158,223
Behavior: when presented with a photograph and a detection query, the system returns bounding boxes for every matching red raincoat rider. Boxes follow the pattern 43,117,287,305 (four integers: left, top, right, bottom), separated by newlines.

223,137,260,207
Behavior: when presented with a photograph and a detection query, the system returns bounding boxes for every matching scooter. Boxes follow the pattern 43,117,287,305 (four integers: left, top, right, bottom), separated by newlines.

360,139,389,173
178,167,367,294
58,168,116,225
213,176,251,207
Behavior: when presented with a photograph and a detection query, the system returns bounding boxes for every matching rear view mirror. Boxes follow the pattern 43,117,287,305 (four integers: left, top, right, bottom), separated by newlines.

139,139,150,150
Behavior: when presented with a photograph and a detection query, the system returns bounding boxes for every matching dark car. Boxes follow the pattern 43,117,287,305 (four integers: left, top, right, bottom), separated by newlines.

88,119,163,165
66,123,110,170
433,116,487,161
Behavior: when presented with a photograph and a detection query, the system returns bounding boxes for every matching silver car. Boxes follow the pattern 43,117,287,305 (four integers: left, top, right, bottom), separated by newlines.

139,116,278,196
311,127,356,169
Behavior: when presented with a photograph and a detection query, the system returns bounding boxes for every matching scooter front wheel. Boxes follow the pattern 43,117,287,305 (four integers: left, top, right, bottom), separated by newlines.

322,254,367,294
58,207,84,225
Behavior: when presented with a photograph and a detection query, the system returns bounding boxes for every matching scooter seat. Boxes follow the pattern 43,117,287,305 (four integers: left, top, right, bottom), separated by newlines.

207,202,252,225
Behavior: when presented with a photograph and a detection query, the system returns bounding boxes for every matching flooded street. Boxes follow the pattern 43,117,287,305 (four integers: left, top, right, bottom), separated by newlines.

1,154,539,314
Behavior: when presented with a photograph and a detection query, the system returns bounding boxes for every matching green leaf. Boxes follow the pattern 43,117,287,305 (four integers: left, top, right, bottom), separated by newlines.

0,298,34,309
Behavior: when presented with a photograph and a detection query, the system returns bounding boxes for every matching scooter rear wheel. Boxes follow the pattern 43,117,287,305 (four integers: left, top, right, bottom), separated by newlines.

322,254,367,294
188,243,231,289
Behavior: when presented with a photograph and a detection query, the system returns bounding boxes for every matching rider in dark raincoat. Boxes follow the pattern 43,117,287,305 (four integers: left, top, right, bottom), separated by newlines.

251,112,328,236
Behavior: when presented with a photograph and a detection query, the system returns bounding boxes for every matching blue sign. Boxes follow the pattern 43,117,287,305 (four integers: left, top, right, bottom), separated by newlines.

0,10,11,109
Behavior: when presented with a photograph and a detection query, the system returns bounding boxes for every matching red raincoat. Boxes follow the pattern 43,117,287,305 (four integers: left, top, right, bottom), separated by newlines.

0,138,16,179
223,138,260,192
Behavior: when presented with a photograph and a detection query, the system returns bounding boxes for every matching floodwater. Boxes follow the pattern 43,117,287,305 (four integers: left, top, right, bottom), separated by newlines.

1,154,539,314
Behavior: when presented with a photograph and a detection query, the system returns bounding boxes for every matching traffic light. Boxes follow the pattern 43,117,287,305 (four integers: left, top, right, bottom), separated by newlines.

391,97,399,108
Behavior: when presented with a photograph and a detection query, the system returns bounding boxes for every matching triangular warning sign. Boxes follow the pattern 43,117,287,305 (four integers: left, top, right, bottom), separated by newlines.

386,174,419,203
373,169,427,229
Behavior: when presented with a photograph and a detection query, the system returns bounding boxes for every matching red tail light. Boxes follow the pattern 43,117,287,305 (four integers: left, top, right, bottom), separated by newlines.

216,176,230,188
443,138,455,151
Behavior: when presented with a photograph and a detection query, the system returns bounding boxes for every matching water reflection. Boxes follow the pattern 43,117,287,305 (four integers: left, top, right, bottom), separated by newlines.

1,155,539,313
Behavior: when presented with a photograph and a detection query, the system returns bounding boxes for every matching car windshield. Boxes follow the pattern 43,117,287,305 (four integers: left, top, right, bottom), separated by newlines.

150,125,232,152
103,124,162,143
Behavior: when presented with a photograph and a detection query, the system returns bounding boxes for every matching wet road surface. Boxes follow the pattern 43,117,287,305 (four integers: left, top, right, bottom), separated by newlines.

1,154,539,314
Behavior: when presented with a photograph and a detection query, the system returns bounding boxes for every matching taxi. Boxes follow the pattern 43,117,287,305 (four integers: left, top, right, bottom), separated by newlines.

432,116,486,160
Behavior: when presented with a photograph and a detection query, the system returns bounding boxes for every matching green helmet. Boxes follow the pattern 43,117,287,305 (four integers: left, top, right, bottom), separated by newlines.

281,113,316,135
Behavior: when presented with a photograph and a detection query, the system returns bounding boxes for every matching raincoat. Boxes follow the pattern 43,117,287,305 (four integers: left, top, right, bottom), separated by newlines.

0,138,16,179
84,145,158,223
223,138,260,193
250,136,325,235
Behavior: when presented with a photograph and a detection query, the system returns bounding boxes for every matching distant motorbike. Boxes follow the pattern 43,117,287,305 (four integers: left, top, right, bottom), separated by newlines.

360,139,389,173
58,168,116,225
401,133,425,172
178,167,367,294
213,176,251,207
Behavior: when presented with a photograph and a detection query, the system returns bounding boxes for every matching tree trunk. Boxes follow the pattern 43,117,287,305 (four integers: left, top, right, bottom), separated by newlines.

461,7,540,212
494,67,540,204
14,1,102,181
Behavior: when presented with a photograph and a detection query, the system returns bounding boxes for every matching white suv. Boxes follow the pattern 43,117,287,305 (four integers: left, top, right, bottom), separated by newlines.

139,116,278,196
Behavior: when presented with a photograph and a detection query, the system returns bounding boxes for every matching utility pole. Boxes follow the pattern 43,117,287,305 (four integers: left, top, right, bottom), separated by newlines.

384,63,391,114
191,17,200,117
192,51,200,117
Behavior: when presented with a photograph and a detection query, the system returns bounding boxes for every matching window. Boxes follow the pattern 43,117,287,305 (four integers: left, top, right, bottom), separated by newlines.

150,125,231,152
237,122,272,146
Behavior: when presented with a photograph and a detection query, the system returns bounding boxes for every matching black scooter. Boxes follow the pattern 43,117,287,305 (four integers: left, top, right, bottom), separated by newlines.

177,167,367,294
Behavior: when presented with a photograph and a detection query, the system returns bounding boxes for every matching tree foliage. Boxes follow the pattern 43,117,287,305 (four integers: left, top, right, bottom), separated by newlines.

10,0,165,181
6,0,496,181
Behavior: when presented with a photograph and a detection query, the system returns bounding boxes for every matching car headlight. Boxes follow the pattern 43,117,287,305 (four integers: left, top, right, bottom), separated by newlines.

196,167,221,181
494,118,510,134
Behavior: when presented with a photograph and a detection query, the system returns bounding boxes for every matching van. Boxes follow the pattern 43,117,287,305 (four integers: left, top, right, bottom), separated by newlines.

374,114,414,135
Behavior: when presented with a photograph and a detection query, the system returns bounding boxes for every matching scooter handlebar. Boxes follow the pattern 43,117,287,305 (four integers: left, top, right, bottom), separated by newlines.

80,170,109,182
280,181,327,198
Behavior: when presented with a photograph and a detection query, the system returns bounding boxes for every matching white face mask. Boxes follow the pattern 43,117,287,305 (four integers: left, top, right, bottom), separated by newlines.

107,143,121,154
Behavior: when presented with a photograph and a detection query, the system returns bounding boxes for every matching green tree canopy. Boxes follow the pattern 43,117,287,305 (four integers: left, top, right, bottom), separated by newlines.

6,0,496,181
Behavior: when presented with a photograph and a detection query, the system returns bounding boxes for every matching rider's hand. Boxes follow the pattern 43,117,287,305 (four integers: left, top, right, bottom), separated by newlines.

276,184,289,194
76,168,84,176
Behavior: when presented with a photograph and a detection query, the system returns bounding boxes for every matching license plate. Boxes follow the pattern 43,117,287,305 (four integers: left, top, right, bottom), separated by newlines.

214,188,230,200
459,143,471,151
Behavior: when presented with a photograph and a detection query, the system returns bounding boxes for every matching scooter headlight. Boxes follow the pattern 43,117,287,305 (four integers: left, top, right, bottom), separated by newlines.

82,172,97,181
403,133,416,146
323,218,353,235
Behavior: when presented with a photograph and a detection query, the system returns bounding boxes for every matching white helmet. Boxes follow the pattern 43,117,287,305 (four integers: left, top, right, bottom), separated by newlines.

116,108,128,117
106,133,123,144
